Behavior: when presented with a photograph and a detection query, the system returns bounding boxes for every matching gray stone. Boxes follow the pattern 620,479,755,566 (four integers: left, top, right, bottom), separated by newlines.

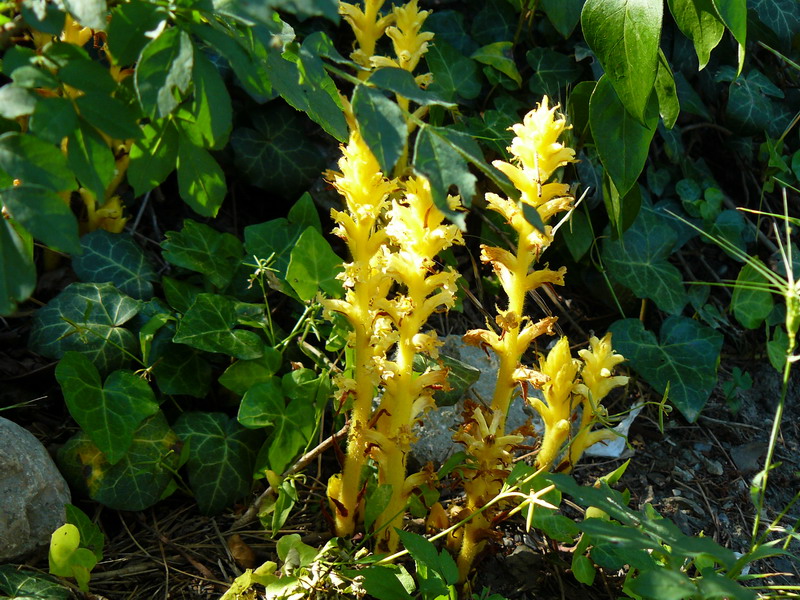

0,417,71,562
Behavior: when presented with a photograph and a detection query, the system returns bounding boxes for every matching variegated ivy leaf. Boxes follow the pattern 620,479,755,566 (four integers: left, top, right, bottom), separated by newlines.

29,282,140,374
72,230,158,300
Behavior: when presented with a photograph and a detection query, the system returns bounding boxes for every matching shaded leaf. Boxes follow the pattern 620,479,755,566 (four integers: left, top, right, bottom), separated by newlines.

65,504,104,561
368,68,455,107
731,261,774,329
219,349,283,395
749,0,800,50
426,41,482,102
135,28,193,118
75,93,142,141
128,118,179,197
176,132,227,217
526,47,581,98
29,97,78,144
667,0,724,69
0,131,75,191
66,121,116,202
73,230,157,299
0,217,36,316
1,184,80,254
541,0,584,38
654,50,679,129
352,85,406,175
0,565,71,600
161,219,243,288
107,0,168,66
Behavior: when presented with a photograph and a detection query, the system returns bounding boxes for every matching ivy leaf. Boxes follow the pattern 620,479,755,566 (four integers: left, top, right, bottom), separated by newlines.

174,293,264,359
590,75,658,197
286,227,343,301
29,282,140,373
0,217,36,316
540,0,584,38
128,118,179,197
162,219,243,289
62,0,107,30
731,261,774,329
219,349,282,395
667,0,724,69
602,204,687,314
56,352,159,464
230,103,327,200
0,565,71,599
48,524,97,592
717,68,784,134
1,184,81,254
244,219,304,293
581,0,662,123
107,0,168,66
57,412,181,511
610,317,723,422
526,47,581,98
174,412,261,515
749,0,800,51
471,42,521,87
0,131,75,191
135,27,194,118
426,41,482,102
149,330,212,398
352,84,407,175
73,230,157,300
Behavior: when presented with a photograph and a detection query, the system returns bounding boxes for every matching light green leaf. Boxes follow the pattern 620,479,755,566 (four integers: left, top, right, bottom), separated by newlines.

352,84,406,175
287,192,323,233
358,566,415,600
176,133,227,217
73,230,157,299
230,104,327,200
191,50,232,149
731,261,774,329
711,0,746,70
625,568,696,600
426,41,482,102
161,219,243,289
654,50,679,129
128,118,179,197
0,217,36,315
525,47,581,98
590,75,658,197
62,0,106,30
0,565,71,599
107,0,168,66
29,282,140,373
472,42,521,87
572,554,596,586
286,228,343,301
610,317,723,422
367,68,455,107
0,84,37,119
667,0,724,69
48,524,97,592
602,203,686,314
67,121,116,202
238,378,283,428
65,504,104,561
75,93,142,141
1,184,81,254
173,412,261,514
219,349,283,395
135,28,194,118
174,293,264,359
540,0,584,38
29,97,78,144
581,0,662,123
56,351,159,464
57,412,181,511
0,131,75,191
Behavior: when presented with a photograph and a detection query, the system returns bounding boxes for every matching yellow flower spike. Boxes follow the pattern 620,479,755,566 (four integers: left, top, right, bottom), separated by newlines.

340,0,395,72
577,333,629,405
382,0,433,73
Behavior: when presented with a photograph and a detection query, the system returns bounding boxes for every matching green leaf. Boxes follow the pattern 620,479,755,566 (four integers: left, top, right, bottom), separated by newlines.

75,93,142,141
20,2,66,35
1,184,81,254
107,0,168,66
219,349,283,395
128,118,179,197
244,219,304,290
563,209,593,261
541,0,585,37
581,0,662,123
610,316,723,422
174,293,264,359
66,121,116,202
72,230,157,299
230,104,327,200
57,412,181,511
602,171,642,239
368,68,455,107
731,261,774,329
426,41,482,102
525,47,581,98
602,204,686,314
750,0,800,50
696,569,756,600
711,0,746,69
654,50,679,129
162,219,242,288
47,43,116,94
149,335,212,397
62,0,107,30
191,50,232,149
590,75,658,197
286,227,343,301
288,192,323,233
359,566,415,600
352,85,406,175
56,352,159,464
0,217,36,315
0,131,75,191
625,568,696,600
48,524,97,592
0,84,37,119
173,412,261,514
471,42,521,87
12,65,59,90
0,565,71,599
571,554,596,586
135,28,194,118
29,282,140,373
238,378,283,428
29,97,78,144
176,133,227,217
718,68,784,134
65,504,104,561
413,125,478,229
667,0,725,69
